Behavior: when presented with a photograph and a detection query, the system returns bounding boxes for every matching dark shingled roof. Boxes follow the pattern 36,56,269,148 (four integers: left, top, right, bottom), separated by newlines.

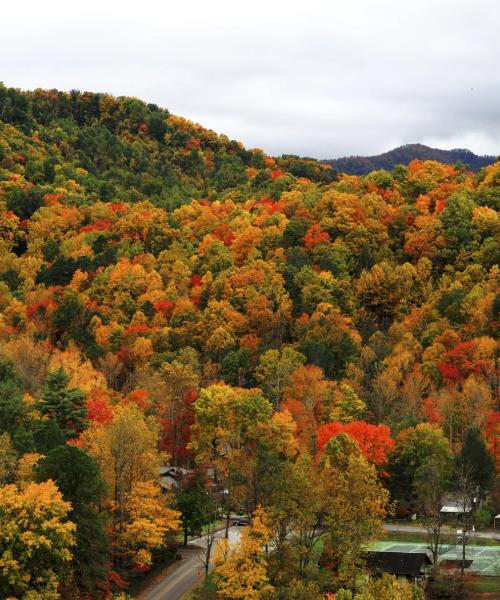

366,552,432,577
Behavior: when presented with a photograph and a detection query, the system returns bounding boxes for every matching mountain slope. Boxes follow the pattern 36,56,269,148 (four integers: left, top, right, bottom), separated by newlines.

0,84,336,215
323,143,497,175
0,86,499,597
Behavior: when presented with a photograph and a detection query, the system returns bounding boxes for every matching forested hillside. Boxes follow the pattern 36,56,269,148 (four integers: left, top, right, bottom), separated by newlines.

0,85,498,600
323,143,497,175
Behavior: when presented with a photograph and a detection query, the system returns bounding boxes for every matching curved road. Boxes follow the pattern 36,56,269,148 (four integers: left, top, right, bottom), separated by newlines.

138,527,241,600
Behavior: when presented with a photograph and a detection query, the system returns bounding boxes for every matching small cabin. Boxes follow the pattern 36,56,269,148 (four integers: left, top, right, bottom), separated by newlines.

158,465,188,491
440,495,473,520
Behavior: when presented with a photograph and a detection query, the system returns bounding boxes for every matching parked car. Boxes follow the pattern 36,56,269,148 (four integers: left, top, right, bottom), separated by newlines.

233,519,250,526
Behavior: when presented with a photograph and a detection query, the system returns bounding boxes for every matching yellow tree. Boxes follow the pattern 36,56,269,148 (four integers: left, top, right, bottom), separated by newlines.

191,384,273,461
119,480,180,568
81,403,180,568
214,506,275,600
320,434,389,588
139,359,199,466
0,480,75,599
336,574,423,600
282,363,332,453
191,383,273,534
255,347,305,409
330,383,366,423
47,342,107,394
0,432,17,484
16,452,44,488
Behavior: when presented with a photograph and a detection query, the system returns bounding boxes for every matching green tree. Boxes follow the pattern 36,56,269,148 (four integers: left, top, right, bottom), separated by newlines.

32,418,66,454
36,256,80,287
176,471,216,546
320,434,389,588
191,384,273,532
282,217,311,248
36,368,88,438
439,192,476,259
264,454,325,586
51,291,97,352
0,361,36,453
212,154,246,191
36,445,109,597
456,428,495,496
0,432,17,484
388,424,453,515
255,347,305,409
220,348,254,387
6,185,43,219
0,360,25,437
331,384,366,423
414,455,453,578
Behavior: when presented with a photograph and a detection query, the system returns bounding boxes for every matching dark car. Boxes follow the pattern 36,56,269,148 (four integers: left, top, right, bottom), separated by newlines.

233,519,250,526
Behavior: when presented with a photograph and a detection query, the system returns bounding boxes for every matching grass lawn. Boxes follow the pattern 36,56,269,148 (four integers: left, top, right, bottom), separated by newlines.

176,519,226,544
201,519,226,536
466,576,500,593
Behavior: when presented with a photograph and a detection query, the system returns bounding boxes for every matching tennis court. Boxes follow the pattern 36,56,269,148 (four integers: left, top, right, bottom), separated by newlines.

369,541,500,576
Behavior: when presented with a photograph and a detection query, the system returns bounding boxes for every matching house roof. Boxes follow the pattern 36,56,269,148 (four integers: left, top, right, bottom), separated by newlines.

440,500,472,513
366,552,432,577
441,505,467,513
440,494,473,513
158,466,188,477
158,475,178,490
158,465,189,490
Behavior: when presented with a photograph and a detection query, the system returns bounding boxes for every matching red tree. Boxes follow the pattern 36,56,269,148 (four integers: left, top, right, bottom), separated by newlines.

316,420,394,467
304,223,330,250
161,388,197,465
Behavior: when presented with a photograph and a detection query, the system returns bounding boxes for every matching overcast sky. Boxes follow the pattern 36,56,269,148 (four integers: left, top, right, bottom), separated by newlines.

1,1,499,158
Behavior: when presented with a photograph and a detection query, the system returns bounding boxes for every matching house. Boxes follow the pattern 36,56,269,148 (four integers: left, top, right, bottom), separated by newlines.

440,495,473,520
157,464,217,493
158,465,188,491
365,551,432,584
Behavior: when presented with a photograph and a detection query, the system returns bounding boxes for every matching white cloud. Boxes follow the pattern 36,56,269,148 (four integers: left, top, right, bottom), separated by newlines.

1,0,499,158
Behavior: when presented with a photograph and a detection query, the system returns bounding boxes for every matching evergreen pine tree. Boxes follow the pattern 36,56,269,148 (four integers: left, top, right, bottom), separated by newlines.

456,429,496,495
36,368,88,438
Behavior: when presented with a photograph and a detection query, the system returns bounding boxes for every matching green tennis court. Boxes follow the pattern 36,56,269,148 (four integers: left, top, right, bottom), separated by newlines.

369,541,500,576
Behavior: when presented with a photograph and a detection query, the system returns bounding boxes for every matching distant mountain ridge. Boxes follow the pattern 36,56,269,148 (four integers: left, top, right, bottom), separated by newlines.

322,143,498,175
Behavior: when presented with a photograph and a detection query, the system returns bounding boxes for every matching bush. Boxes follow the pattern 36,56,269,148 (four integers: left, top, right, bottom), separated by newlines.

475,506,492,529
426,576,470,600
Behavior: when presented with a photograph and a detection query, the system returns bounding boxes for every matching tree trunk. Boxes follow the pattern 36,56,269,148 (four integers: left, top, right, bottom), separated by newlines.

461,534,466,575
204,540,213,578
225,511,230,538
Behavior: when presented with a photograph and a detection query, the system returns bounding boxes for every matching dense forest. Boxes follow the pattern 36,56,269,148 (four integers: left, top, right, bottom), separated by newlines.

0,85,498,600
323,144,497,175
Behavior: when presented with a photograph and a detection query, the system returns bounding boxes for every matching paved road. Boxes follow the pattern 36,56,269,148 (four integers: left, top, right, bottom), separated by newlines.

138,527,241,600
384,523,500,540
